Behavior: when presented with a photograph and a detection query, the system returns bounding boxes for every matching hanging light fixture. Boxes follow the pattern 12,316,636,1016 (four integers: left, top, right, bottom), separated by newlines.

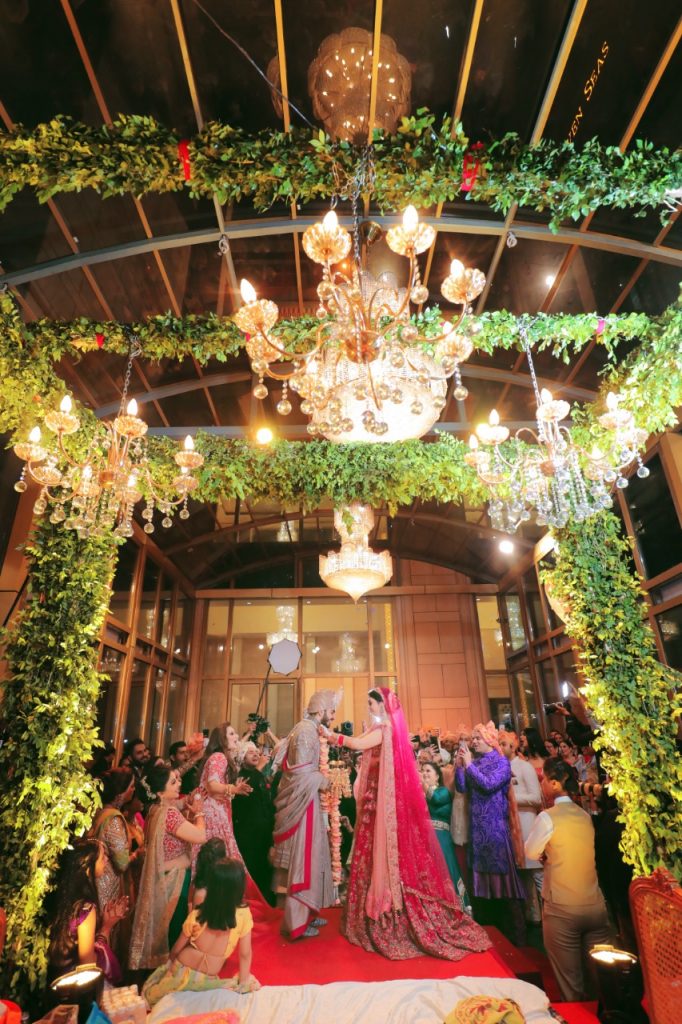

235,204,485,442
319,504,392,602
465,328,648,532
13,335,204,539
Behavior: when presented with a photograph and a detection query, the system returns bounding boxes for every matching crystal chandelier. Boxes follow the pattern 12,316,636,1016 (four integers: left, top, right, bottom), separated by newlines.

319,504,392,602
465,332,648,532
266,604,298,647
235,205,485,442
13,337,204,539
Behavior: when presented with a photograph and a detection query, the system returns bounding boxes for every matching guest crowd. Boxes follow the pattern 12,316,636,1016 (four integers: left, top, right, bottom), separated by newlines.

44,707,628,1008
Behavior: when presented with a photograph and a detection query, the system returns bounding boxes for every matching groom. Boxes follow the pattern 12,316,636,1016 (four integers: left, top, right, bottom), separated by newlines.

272,690,339,939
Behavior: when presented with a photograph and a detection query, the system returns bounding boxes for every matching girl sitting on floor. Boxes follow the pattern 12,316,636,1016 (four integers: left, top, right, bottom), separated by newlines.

142,857,260,1008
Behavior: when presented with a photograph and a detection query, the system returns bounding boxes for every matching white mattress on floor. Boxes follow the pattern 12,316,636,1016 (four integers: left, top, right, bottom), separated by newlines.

149,975,555,1024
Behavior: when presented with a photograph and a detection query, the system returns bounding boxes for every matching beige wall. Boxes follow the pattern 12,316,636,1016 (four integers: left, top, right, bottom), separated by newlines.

393,559,490,733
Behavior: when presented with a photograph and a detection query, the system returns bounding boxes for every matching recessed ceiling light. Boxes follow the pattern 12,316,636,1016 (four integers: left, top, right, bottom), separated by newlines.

499,538,515,554
545,274,556,287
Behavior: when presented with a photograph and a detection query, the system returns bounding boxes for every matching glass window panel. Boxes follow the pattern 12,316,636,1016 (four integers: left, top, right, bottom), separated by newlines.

266,682,296,738
125,659,150,743
204,601,229,677
302,601,368,674
657,606,682,670
97,646,124,745
199,678,227,733
650,575,682,605
476,596,507,670
303,675,369,735
536,658,560,706
510,669,539,733
370,601,395,673
136,555,160,640
109,539,138,625
538,549,563,631
231,601,299,676
228,682,262,735
146,667,166,752
523,569,545,639
104,624,128,646
173,594,193,657
502,591,527,653
158,573,173,648
164,674,188,752
625,453,682,580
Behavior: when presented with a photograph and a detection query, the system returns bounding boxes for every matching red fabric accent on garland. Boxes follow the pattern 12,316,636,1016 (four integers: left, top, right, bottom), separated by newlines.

461,141,485,192
96,332,105,348
177,139,192,181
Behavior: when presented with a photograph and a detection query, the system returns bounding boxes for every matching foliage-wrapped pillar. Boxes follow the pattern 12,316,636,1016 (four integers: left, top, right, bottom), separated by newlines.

544,511,682,878
0,519,118,1000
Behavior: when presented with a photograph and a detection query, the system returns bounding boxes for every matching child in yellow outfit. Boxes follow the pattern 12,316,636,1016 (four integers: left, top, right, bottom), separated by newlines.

143,858,260,1008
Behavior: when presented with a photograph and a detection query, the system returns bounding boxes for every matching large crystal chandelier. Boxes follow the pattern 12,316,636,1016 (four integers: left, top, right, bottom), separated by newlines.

319,504,392,602
235,205,485,442
13,338,204,539
465,332,648,533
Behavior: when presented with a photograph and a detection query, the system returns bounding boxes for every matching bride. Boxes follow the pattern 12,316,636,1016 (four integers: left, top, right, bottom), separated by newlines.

323,687,491,960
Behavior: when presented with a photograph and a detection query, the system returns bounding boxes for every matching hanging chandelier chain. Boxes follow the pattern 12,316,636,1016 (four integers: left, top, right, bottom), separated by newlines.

351,146,376,268
519,323,542,406
119,328,142,411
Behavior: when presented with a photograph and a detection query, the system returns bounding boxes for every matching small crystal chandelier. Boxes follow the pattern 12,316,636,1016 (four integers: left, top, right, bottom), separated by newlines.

13,336,204,539
465,331,648,532
319,504,392,602
235,205,485,442
266,604,298,647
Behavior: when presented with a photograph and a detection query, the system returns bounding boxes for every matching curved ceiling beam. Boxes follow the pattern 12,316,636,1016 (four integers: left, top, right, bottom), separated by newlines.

198,544,501,587
95,361,595,418
3,215,681,289
163,507,534,558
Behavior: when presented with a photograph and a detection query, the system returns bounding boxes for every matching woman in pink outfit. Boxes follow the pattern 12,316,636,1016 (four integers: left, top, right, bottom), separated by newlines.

324,688,491,961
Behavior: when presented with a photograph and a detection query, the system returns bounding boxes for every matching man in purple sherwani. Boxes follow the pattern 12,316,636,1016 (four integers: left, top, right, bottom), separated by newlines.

455,720,526,945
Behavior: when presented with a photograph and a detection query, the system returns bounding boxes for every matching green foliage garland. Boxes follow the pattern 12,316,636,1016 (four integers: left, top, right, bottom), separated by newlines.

0,111,679,228
542,513,682,878
0,521,119,1001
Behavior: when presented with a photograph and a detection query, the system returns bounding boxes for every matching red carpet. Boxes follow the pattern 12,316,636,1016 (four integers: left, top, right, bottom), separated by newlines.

224,906,511,985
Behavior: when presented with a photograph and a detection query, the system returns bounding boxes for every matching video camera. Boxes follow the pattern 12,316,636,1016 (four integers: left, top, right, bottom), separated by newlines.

246,712,270,736
542,700,571,715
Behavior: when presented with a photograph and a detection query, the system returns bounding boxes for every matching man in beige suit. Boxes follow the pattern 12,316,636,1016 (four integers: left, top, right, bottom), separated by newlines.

525,756,612,1001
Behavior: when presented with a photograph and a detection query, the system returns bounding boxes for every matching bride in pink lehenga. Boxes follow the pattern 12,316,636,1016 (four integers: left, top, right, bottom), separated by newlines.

324,687,491,960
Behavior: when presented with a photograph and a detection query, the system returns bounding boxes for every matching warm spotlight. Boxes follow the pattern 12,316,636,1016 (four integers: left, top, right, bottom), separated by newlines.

499,538,515,555
255,426,274,445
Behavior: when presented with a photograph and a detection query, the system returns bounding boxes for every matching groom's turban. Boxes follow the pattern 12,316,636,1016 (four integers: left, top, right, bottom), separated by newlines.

307,689,341,715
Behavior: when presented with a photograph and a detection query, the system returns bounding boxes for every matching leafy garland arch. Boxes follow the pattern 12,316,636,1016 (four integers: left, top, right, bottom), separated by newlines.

0,110,680,228
0,116,681,998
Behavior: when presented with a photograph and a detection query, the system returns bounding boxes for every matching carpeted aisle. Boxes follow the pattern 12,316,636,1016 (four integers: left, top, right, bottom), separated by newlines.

222,906,511,985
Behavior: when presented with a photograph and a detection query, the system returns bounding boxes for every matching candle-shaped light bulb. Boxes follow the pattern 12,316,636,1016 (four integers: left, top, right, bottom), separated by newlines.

540,388,553,404
402,205,419,234
322,210,339,232
60,395,72,413
82,465,93,480
28,426,41,443
184,434,195,451
127,474,137,488
240,278,258,304
449,258,464,279
126,398,138,417
590,446,604,461
468,434,479,450
489,409,500,426
606,391,618,411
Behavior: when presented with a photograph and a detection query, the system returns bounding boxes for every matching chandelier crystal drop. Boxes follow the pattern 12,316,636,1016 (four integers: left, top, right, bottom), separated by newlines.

319,504,392,602
235,205,485,443
465,331,649,533
13,338,204,539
